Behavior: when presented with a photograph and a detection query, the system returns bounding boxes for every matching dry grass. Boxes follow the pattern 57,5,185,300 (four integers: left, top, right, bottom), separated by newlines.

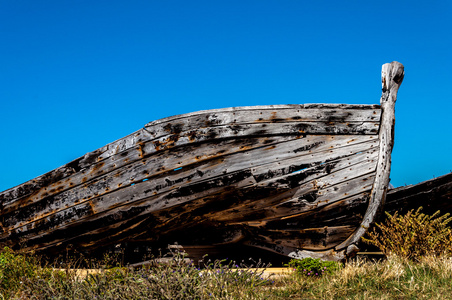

2,249,452,299
270,255,452,300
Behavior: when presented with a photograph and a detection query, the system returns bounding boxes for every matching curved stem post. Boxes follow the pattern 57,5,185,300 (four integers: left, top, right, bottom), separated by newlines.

336,61,404,256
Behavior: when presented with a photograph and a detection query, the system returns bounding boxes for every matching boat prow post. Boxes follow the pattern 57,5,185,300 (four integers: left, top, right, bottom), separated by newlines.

336,61,404,257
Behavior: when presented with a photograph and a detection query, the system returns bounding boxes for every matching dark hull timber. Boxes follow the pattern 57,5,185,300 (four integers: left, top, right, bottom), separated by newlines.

0,62,404,261
385,172,452,217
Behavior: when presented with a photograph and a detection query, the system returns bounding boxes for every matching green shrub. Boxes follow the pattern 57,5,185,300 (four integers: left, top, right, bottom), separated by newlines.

286,257,342,277
363,207,452,260
0,247,39,299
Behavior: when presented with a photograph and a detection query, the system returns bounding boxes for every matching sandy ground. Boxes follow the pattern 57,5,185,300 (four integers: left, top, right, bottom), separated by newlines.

253,267,293,278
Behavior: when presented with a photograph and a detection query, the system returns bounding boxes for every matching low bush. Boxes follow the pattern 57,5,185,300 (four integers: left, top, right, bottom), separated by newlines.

362,207,452,260
0,247,40,299
286,257,342,277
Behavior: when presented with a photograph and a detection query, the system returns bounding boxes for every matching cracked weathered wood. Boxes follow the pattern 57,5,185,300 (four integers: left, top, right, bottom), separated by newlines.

0,63,403,262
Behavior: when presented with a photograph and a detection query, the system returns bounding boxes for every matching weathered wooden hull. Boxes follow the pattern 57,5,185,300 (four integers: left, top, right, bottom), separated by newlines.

0,62,404,261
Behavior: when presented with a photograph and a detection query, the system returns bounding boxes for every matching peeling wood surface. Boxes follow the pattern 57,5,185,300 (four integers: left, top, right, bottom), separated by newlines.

0,63,403,262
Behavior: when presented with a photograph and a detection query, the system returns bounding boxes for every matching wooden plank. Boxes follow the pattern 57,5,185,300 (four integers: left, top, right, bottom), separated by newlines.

144,105,381,128
148,121,380,153
242,239,347,261
143,107,381,138
254,225,356,250
266,193,369,228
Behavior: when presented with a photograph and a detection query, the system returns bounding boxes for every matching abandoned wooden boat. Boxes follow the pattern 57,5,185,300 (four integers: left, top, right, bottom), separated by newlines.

0,62,404,261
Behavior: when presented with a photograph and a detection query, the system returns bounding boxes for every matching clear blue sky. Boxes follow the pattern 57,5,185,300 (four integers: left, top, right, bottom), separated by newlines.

1,0,451,192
